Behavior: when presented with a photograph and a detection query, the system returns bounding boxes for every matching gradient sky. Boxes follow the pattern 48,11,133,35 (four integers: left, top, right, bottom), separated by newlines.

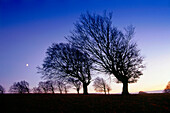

0,0,170,93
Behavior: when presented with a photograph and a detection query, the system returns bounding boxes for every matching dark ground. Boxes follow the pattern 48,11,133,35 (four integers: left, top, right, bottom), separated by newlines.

0,93,170,113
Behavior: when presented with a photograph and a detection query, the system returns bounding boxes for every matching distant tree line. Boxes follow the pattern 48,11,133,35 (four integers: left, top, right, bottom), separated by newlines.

0,77,111,94
1,80,169,94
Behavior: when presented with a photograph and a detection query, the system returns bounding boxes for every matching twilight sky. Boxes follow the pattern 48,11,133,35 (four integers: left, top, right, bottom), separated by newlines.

0,0,170,93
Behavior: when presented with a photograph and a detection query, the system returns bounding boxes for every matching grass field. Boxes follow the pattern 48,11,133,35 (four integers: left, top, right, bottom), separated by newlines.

0,93,170,113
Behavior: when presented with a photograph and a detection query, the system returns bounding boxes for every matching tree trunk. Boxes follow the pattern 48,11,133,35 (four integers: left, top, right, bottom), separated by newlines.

27,90,30,94
43,88,47,93
60,90,62,94
122,81,129,95
59,89,62,94
52,88,54,94
65,87,67,94
83,83,88,95
51,85,55,94
107,89,110,94
77,88,79,94
104,87,106,95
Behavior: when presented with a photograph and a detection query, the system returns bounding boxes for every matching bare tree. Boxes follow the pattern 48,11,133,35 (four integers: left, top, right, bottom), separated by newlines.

0,85,5,94
106,84,112,94
32,87,43,93
67,11,144,95
54,80,70,94
46,80,55,94
68,78,81,94
93,77,111,94
38,81,48,93
56,80,64,94
9,80,29,94
63,84,71,94
38,43,93,94
164,81,170,93
38,81,55,93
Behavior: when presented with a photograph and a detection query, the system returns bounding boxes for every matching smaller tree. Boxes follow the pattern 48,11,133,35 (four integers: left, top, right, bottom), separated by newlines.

106,84,112,94
38,43,93,95
55,80,71,94
68,78,81,94
63,84,71,94
56,81,64,94
38,81,56,93
93,77,111,94
32,87,43,93
9,80,29,94
46,80,55,94
164,81,170,93
38,82,48,93
0,85,5,94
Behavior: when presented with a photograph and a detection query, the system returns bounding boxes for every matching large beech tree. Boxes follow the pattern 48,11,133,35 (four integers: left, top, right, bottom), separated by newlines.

38,43,93,94
67,12,144,95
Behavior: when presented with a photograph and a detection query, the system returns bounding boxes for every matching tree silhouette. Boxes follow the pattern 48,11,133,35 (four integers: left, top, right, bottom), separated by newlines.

38,81,55,93
67,12,144,95
38,81,48,93
46,80,55,94
38,43,93,94
106,84,112,94
93,77,111,94
68,77,81,94
56,80,64,94
0,85,5,94
32,87,43,93
63,83,71,94
9,80,29,94
164,81,170,93
55,80,71,94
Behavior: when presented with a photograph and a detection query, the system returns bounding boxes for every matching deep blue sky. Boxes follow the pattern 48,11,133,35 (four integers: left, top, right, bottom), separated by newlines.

0,0,170,93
